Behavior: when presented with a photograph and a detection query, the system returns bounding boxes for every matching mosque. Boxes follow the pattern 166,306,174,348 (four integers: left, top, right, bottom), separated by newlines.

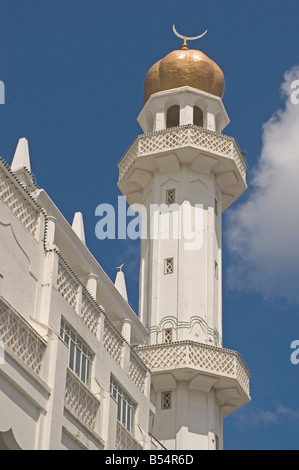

0,27,250,450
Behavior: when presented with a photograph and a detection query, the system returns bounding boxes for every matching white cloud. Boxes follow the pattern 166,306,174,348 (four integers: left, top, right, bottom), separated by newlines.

233,402,299,431
226,66,299,304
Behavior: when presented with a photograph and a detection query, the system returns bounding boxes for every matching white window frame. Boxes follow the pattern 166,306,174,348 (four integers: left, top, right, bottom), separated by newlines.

110,376,137,434
60,319,93,386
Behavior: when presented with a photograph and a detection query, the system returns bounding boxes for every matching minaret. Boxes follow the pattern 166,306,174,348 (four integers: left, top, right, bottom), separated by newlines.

118,28,251,450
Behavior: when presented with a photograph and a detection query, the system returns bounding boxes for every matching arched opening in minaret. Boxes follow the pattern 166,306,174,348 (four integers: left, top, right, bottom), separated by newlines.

166,105,180,128
193,106,204,127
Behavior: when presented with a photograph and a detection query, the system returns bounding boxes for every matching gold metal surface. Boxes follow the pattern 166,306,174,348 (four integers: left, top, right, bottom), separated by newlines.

181,37,189,50
143,48,225,103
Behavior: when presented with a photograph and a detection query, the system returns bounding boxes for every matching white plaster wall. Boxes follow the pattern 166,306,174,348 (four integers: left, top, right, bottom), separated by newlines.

0,202,44,323
0,380,40,450
151,381,222,450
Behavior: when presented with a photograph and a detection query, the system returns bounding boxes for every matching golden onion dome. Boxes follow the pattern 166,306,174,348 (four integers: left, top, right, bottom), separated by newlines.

143,40,225,103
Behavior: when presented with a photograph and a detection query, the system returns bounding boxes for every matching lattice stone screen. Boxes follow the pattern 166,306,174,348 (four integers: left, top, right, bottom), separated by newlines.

64,368,100,430
115,422,143,451
0,167,40,238
137,342,250,397
138,343,188,369
57,262,101,336
57,262,79,311
0,299,46,375
139,127,189,155
129,352,147,393
189,343,236,375
80,291,100,336
103,318,123,365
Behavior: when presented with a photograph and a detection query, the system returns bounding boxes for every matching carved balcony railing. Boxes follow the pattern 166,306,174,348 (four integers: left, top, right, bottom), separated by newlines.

119,125,248,182
129,350,147,394
0,298,46,375
56,260,101,336
56,260,149,395
137,341,251,398
115,422,143,451
64,368,100,431
57,261,78,312
103,317,124,366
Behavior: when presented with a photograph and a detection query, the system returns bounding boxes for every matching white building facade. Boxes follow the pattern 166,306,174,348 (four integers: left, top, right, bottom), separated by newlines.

0,37,251,450
0,139,155,450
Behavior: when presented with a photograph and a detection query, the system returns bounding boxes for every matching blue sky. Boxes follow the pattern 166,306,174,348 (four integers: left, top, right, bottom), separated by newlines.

1,0,299,450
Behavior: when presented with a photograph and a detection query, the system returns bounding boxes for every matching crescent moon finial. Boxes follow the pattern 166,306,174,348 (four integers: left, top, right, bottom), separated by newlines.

173,24,208,50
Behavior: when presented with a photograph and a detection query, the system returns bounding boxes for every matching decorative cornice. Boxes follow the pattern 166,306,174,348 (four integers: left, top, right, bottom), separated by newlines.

137,339,251,378
0,157,45,215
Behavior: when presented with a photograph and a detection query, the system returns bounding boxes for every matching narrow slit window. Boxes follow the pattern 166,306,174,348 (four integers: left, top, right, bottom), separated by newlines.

164,258,174,275
164,328,173,344
161,391,172,410
166,188,176,205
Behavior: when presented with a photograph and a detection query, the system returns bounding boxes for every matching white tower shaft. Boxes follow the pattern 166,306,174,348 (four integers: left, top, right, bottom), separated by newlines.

138,165,222,346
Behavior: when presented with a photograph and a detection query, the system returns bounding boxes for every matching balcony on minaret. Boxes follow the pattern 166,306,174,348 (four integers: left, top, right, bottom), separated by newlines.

118,110,247,212
119,84,247,213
